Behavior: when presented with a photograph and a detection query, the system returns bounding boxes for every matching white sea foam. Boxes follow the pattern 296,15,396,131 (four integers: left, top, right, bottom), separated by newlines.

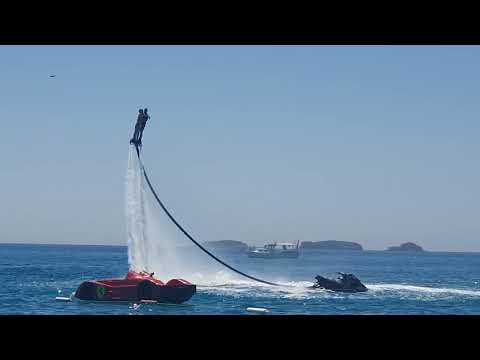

366,283,480,297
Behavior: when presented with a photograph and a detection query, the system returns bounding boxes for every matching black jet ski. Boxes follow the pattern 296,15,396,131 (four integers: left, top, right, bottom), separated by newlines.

312,272,368,292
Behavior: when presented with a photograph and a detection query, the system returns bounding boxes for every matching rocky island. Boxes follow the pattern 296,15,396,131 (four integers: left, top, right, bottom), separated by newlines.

203,240,248,252
387,242,424,252
300,240,363,251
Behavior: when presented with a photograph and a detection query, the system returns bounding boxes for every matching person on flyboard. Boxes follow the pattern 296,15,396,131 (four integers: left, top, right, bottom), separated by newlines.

130,109,144,145
130,108,150,146
139,108,150,144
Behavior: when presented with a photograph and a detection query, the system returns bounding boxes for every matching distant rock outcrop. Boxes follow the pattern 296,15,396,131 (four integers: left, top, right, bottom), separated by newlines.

387,242,424,252
203,240,248,252
300,240,363,251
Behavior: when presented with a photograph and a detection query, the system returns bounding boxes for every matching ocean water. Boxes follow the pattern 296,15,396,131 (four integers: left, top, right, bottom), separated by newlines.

1,243,479,315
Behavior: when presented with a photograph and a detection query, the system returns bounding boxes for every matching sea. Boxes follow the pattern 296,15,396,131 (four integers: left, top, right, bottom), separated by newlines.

1,243,479,315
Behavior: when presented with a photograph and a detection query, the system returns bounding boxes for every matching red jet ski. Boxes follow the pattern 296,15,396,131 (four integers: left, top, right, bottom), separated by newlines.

74,271,196,304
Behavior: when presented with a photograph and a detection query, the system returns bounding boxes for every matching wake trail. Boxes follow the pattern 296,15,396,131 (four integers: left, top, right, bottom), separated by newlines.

367,283,480,297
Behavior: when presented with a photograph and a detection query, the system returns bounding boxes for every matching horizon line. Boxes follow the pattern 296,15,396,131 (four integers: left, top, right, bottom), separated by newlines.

0,241,479,253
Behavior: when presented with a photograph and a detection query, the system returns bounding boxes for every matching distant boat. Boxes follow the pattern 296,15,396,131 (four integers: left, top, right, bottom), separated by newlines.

247,241,300,259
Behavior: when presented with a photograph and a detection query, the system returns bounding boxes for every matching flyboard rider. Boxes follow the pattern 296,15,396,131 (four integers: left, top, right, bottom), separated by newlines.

130,108,150,146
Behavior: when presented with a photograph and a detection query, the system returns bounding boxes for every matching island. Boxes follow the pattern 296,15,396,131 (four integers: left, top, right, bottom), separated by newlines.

203,240,249,252
300,240,363,251
387,242,424,252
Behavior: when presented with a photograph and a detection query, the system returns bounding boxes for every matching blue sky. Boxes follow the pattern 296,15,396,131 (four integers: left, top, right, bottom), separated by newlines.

1,45,479,251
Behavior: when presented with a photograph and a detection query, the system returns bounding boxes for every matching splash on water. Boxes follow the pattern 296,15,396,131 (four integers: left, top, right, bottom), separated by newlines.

125,147,234,282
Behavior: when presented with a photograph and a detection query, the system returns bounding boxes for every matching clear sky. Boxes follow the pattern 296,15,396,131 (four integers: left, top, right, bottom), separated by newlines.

1,45,479,251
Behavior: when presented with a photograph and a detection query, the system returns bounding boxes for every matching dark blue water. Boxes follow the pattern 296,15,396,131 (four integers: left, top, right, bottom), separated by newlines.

1,244,479,314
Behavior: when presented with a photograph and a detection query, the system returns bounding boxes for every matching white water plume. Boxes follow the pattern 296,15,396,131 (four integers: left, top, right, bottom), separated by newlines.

125,146,232,283
125,148,147,271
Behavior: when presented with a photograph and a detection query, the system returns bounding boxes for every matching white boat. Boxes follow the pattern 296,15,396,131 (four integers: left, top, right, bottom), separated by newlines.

247,241,300,259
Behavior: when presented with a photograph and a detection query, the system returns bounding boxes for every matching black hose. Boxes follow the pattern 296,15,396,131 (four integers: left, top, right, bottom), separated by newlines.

135,145,279,286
